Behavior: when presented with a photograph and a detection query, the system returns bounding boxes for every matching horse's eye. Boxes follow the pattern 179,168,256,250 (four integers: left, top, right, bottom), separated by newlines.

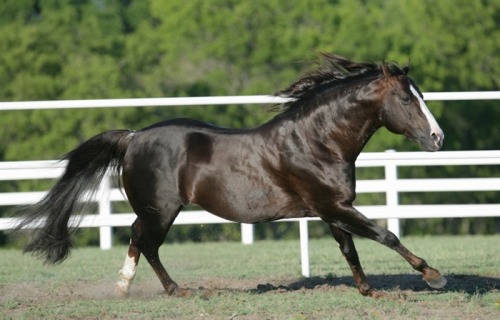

401,96,411,105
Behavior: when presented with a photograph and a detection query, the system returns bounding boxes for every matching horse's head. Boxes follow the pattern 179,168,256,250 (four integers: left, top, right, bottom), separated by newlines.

275,54,444,153
379,66,444,151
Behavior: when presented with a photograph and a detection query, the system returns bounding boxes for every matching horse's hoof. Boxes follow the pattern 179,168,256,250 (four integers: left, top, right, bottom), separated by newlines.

359,285,387,298
425,275,447,289
369,289,388,299
115,282,130,298
173,288,193,298
165,282,179,295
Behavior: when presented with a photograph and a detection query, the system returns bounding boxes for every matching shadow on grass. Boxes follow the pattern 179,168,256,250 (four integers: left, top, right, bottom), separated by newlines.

252,274,499,296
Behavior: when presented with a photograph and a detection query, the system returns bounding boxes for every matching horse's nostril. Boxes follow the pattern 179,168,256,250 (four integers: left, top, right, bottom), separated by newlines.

431,131,444,147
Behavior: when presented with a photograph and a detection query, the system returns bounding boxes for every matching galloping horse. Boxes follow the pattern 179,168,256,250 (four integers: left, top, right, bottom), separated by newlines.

18,53,446,297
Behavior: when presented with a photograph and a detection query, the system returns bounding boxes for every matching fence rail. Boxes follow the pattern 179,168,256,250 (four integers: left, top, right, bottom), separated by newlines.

1,92,499,277
1,150,499,277
1,91,500,111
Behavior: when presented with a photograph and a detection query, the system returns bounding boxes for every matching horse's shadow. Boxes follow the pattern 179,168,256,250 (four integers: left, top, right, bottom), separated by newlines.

251,274,499,296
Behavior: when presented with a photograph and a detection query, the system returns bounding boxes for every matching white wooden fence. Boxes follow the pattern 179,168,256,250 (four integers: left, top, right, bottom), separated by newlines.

1,92,499,277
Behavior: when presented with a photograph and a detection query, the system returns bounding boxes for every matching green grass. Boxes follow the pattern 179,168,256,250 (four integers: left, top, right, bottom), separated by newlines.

1,235,499,319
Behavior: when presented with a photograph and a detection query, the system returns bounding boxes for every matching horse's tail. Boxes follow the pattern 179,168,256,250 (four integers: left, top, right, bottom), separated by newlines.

17,129,135,264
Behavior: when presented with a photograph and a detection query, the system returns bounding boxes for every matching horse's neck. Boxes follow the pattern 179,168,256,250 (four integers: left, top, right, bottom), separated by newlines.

294,94,382,162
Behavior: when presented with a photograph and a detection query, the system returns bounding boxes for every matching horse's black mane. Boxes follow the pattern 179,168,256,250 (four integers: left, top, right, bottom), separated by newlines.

276,53,407,111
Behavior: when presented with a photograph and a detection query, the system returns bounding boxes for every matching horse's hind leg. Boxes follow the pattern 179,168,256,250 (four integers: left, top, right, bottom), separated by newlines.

115,205,182,297
328,225,384,297
135,214,181,295
115,218,142,297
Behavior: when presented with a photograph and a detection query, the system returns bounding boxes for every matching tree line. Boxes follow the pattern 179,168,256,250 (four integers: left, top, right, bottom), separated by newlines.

0,0,499,246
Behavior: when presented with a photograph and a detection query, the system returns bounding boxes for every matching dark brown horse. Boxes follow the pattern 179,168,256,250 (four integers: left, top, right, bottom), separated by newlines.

18,54,446,298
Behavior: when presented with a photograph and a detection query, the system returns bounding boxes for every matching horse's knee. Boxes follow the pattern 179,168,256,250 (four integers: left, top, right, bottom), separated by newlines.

339,244,356,260
337,241,349,254
380,231,399,248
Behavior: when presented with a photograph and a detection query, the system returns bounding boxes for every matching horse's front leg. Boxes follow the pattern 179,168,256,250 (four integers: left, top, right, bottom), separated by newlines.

323,205,446,292
328,225,385,297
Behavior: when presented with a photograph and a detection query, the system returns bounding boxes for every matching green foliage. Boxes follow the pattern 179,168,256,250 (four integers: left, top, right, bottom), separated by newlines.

0,0,499,244
1,0,499,157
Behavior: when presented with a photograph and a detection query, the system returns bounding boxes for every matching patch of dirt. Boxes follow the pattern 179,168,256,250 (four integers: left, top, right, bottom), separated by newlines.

3,273,497,304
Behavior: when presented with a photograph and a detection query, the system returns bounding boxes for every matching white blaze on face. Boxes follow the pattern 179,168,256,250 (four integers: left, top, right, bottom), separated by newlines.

410,85,444,139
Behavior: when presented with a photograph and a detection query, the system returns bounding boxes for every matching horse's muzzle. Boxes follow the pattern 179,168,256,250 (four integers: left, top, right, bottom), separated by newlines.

431,129,445,150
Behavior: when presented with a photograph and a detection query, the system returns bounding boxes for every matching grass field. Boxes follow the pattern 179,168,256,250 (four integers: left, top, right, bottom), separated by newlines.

1,235,499,319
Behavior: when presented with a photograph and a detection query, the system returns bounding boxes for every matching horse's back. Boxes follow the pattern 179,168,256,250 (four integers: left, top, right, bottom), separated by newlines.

121,118,252,206
121,118,303,223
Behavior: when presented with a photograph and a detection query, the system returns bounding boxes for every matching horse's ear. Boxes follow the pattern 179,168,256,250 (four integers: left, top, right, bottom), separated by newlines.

403,58,411,75
381,63,390,78
402,66,410,75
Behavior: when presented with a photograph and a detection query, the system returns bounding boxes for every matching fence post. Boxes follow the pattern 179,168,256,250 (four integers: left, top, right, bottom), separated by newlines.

385,150,400,238
299,219,310,277
241,223,254,244
98,173,112,250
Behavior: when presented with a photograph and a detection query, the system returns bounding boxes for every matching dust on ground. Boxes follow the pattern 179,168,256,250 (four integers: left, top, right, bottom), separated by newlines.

2,273,498,303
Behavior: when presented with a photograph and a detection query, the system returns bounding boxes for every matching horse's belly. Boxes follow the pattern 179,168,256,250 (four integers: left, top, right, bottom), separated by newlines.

187,150,308,223
195,186,307,224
